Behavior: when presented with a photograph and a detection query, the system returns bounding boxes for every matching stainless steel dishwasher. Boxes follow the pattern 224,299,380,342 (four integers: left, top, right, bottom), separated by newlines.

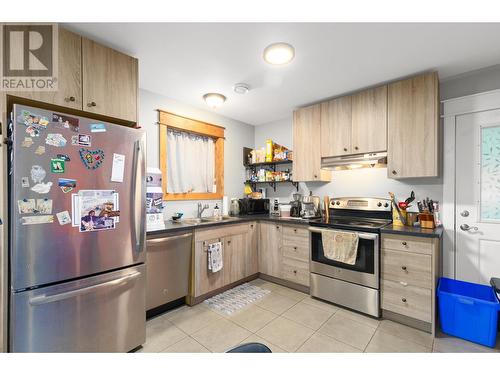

146,231,193,311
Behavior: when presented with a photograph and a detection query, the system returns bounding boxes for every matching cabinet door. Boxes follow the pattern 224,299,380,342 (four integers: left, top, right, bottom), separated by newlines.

258,222,282,278
320,96,352,157
194,237,225,297
245,222,259,277
293,104,331,181
82,38,138,122
387,72,439,178
223,233,246,285
351,85,387,154
6,27,82,109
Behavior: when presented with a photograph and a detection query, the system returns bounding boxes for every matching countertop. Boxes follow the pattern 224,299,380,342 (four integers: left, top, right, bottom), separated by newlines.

380,224,443,238
146,214,311,236
147,215,444,238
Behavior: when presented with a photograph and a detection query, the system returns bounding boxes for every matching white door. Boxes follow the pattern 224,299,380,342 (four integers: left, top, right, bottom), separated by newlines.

456,109,500,285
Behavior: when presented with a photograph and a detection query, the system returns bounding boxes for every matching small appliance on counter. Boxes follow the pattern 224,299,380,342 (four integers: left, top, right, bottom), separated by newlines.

301,191,321,219
238,198,270,215
270,198,280,216
290,193,302,217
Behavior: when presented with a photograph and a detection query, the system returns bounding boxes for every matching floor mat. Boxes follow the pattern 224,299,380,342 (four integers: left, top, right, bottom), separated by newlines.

204,283,271,315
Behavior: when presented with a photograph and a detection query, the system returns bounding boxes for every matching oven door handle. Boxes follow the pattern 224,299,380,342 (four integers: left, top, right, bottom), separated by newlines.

307,227,379,241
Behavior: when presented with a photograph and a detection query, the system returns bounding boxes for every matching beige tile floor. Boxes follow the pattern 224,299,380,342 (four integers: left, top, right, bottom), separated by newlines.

137,279,500,353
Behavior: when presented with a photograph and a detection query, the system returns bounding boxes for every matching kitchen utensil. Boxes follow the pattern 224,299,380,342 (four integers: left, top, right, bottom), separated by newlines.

171,212,183,221
389,192,406,225
404,191,415,206
406,212,419,227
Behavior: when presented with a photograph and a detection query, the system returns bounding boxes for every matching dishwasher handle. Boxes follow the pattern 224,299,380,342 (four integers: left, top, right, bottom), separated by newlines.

147,232,193,244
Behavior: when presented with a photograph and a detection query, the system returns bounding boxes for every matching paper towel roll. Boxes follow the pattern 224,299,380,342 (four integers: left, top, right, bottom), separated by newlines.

222,196,229,216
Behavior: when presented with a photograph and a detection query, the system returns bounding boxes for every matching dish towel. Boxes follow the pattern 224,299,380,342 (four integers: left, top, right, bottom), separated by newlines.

208,241,223,273
321,230,359,265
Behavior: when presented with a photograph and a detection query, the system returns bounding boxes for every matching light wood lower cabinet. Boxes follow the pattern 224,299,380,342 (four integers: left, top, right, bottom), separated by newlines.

259,223,310,287
381,233,440,334
258,222,283,278
192,221,311,301
193,222,258,298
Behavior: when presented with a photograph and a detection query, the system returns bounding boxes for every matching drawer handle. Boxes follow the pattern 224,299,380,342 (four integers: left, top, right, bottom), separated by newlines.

343,147,348,152
88,101,97,107
227,240,231,245
66,96,76,102
401,297,407,303
293,229,297,233
402,241,407,246
293,270,297,274
250,224,254,228
276,226,280,229
401,266,407,271
294,246,297,250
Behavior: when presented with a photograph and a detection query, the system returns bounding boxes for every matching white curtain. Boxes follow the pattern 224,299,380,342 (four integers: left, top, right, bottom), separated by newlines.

167,129,215,193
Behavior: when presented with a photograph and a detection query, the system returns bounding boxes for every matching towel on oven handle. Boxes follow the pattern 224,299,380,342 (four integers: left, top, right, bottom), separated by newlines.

321,230,359,265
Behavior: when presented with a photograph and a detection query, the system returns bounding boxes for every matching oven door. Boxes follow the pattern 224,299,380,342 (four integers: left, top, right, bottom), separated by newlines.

308,227,379,289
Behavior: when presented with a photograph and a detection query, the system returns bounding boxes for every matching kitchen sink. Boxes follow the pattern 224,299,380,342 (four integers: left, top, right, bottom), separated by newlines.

181,216,237,225
201,216,238,222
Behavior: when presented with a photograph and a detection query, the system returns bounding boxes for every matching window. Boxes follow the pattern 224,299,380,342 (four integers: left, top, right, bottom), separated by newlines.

480,124,500,222
158,110,224,201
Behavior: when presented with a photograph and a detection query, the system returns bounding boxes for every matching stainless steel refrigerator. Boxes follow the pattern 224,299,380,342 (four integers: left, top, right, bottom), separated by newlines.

8,104,146,352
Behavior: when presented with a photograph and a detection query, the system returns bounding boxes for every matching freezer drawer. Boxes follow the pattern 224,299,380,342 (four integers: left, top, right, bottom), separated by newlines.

146,231,192,310
10,264,145,353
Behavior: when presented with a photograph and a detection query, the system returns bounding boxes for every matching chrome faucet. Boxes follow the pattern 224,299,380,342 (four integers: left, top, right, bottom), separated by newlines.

197,202,209,219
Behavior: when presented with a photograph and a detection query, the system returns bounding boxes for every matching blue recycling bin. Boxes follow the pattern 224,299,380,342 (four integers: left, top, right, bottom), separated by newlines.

437,277,500,347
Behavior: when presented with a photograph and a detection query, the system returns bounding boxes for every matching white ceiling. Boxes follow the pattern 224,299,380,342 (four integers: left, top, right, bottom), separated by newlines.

66,23,500,125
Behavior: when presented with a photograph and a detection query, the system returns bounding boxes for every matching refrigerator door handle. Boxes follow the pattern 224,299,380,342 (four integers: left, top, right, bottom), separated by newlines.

28,271,141,306
133,137,146,253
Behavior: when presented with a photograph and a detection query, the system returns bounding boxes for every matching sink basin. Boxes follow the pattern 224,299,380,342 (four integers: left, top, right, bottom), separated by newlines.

182,218,203,225
201,216,237,222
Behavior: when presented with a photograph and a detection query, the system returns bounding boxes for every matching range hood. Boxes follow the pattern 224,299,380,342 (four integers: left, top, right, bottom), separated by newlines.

321,152,387,170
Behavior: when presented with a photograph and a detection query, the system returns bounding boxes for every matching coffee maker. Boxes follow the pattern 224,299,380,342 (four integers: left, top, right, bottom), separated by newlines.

290,193,302,217
301,191,321,219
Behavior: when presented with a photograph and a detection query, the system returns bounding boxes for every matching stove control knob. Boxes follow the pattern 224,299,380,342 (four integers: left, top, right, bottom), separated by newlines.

377,202,382,207
384,203,389,208
336,201,340,205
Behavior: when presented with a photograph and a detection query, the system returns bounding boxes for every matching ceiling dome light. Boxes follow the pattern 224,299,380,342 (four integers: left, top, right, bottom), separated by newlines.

233,83,250,94
263,42,295,65
203,93,226,108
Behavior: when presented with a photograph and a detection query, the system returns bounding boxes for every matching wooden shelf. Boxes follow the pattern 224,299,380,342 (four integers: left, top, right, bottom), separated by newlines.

244,160,292,168
244,180,299,192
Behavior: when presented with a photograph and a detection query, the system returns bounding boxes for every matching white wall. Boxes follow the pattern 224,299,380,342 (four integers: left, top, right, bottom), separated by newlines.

140,88,254,219
254,117,443,207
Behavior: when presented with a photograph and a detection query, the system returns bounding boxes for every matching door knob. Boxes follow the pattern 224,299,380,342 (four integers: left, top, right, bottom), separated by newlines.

460,223,478,231
460,210,469,217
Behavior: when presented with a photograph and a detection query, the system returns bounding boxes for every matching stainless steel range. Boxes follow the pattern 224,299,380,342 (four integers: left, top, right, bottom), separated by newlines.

308,197,392,317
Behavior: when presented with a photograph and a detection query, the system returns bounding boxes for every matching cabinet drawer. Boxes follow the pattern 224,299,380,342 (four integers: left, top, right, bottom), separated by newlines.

381,280,432,322
283,245,309,262
382,234,432,255
282,257,309,286
382,249,432,289
282,226,309,248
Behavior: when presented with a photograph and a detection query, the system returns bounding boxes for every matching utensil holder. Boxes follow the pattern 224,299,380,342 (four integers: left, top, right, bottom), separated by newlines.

419,213,435,229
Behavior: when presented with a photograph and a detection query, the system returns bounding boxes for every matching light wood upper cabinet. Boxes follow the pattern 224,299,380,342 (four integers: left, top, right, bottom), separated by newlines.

293,104,331,182
387,72,439,178
258,222,283,278
82,38,138,122
7,28,82,109
320,96,352,157
352,85,387,154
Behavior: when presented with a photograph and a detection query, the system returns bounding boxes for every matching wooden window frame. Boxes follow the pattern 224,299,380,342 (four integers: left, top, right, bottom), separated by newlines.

158,110,224,201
